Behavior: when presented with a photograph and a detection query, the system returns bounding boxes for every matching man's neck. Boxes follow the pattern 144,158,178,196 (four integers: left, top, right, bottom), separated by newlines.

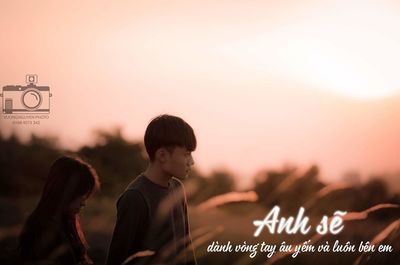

143,164,171,188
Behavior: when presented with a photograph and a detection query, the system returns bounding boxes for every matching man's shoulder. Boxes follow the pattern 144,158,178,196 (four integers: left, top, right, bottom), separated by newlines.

116,175,149,208
117,189,146,208
125,174,147,191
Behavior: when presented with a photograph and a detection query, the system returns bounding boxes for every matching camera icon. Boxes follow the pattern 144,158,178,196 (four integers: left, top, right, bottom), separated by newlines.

1,75,52,114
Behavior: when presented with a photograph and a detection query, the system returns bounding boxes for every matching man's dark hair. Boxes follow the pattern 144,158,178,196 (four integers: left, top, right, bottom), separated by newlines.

144,114,197,161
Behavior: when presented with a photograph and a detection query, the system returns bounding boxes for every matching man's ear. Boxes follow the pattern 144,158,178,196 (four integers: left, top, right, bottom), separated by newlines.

155,148,168,163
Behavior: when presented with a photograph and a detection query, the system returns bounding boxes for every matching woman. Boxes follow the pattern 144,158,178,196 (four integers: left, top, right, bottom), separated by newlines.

19,156,100,265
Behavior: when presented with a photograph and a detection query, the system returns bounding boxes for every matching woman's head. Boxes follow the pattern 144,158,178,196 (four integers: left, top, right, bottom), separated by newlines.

20,155,100,264
38,155,100,217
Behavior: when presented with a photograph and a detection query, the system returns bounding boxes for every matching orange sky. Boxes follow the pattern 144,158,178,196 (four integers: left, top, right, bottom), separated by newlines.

1,0,400,187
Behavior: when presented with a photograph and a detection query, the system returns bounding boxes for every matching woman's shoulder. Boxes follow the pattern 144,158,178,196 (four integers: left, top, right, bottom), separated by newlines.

20,216,69,260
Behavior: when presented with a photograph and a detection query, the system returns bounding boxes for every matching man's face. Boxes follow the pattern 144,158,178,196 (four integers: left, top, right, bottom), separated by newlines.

161,146,194,180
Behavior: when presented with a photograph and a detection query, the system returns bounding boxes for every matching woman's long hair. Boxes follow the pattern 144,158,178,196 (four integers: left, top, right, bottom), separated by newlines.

19,155,100,264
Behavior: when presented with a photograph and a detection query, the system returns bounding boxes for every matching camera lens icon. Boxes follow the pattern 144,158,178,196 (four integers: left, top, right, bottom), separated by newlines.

21,88,42,110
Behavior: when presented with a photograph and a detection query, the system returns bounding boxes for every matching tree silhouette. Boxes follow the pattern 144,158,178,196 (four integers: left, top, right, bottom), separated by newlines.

78,128,147,195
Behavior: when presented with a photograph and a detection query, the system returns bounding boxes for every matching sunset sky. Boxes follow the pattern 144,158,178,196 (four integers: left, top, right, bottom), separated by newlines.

1,0,400,187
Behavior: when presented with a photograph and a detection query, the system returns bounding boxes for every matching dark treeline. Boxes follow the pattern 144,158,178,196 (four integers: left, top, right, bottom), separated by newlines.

0,129,236,201
1,129,399,208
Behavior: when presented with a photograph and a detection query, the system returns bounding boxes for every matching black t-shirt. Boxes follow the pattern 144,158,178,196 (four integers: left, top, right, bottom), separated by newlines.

106,174,196,265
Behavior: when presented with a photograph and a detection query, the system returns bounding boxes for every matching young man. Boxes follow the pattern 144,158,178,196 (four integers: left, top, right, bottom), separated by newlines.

106,114,197,265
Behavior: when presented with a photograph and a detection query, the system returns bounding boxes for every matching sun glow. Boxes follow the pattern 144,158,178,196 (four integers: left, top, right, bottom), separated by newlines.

219,1,400,99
